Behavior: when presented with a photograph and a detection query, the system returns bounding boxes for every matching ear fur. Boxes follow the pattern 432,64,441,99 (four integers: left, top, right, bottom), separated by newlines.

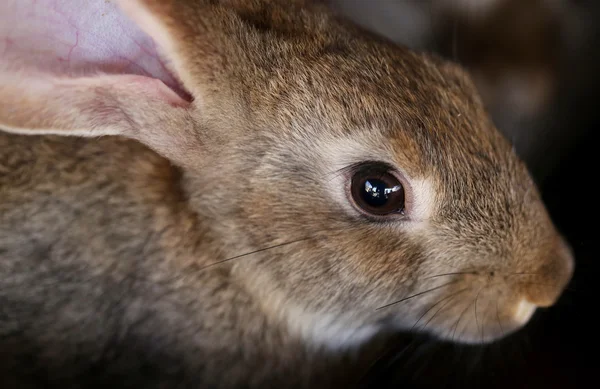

0,0,204,167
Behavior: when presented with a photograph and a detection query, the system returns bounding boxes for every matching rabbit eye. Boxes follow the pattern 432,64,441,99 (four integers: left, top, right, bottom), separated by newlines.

350,163,405,217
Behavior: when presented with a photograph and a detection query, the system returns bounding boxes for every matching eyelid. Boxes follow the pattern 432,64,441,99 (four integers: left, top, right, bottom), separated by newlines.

345,160,395,177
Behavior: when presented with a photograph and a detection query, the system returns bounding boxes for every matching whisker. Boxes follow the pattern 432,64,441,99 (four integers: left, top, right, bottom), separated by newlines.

357,337,421,386
421,289,469,331
451,305,468,343
452,287,483,342
367,269,474,301
496,299,505,338
410,288,469,331
196,224,353,272
366,269,471,302
375,281,458,311
474,288,483,342
367,270,478,309
197,237,311,271
424,271,476,280
480,297,494,344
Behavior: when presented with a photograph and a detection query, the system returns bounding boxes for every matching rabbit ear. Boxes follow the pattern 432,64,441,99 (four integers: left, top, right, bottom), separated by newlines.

0,0,210,167
116,0,202,99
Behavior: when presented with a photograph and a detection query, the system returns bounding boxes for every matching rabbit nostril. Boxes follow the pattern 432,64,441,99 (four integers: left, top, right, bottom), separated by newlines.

489,271,495,277
523,238,575,307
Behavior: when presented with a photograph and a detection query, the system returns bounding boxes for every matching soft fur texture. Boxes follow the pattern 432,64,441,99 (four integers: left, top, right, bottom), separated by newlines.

0,0,573,388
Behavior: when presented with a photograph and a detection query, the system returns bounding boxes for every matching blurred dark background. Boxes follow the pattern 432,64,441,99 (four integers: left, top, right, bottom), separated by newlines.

326,1,597,388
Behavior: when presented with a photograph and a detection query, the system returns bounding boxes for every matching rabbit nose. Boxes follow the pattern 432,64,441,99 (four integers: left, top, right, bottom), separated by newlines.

521,238,574,308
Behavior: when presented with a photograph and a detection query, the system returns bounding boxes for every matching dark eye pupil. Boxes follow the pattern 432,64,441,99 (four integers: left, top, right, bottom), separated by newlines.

362,179,390,207
349,163,406,217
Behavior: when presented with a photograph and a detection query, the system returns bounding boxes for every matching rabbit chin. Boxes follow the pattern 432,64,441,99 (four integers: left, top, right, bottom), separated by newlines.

284,307,383,351
284,298,537,350
407,298,538,345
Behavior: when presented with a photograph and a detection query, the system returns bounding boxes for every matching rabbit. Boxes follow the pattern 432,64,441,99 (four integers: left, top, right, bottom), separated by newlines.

0,0,574,388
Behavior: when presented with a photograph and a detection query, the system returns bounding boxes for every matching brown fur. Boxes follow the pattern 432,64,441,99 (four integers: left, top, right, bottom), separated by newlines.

0,0,573,387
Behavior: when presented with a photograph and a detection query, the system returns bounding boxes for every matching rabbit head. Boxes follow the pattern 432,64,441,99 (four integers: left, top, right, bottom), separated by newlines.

0,0,573,347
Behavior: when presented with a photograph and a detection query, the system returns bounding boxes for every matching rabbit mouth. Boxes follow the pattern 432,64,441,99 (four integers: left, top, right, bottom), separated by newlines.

395,284,544,345
512,299,537,325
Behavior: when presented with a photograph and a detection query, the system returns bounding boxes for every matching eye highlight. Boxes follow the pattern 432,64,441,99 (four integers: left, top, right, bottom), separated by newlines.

349,162,406,218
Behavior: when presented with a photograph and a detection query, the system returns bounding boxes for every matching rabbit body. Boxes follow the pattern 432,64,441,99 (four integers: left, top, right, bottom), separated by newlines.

0,134,351,387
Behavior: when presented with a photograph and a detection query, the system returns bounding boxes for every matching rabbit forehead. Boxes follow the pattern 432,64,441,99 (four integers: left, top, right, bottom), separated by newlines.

243,43,513,172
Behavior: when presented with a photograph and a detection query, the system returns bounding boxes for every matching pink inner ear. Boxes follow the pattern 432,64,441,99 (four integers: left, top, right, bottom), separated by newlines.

122,75,191,108
0,0,192,102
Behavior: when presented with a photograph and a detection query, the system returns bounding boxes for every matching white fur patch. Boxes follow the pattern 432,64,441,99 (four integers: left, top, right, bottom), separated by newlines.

406,177,436,229
285,306,380,350
513,299,537,325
